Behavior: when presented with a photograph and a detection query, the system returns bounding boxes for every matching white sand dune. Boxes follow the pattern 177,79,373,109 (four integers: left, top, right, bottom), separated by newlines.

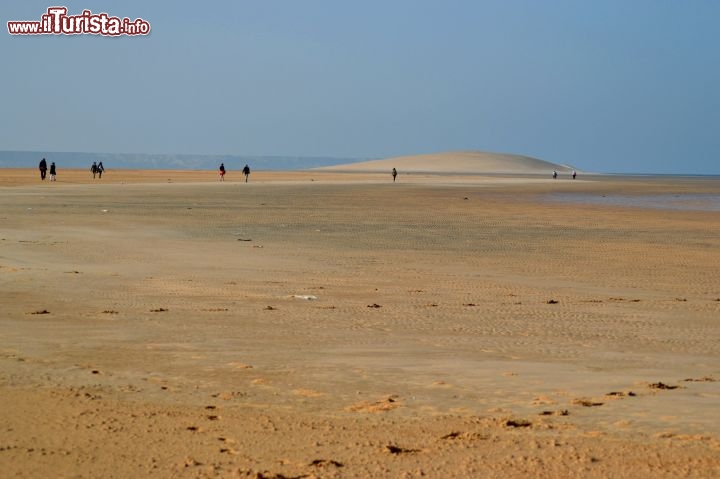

317,150,578,174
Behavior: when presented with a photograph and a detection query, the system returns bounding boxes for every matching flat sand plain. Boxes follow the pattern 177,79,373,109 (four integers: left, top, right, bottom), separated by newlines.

1,168,719,478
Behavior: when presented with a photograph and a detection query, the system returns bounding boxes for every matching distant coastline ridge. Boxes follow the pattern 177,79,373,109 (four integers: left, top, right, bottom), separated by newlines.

0,149,579,175
316,151,581,175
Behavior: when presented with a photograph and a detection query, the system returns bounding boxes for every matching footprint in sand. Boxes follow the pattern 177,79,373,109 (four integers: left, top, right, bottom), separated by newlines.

385,444,419,454
572,398,604,407
648,382,679,390
506,419,533,428
181,457,202,468
211,391,248,400
539,410,569,416
440,431,491,441
309,459,344,468
605,391,636,399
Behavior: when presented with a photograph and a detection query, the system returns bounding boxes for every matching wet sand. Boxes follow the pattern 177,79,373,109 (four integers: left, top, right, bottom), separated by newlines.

1,168,719,478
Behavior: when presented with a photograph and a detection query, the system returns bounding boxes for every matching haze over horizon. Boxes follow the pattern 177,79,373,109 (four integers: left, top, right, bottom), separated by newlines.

2,1,718,174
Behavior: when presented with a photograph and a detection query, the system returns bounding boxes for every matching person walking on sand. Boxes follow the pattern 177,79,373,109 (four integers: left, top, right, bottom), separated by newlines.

97,162,105,179
39,158,47,181
242,164,250,183
553,170,557,179
91,162,98,179
219,163,226,181
572,170,577,179
49,162,57,182
392,167,397,182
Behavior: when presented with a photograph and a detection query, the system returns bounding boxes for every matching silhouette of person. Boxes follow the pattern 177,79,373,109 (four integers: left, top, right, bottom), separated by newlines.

49,162,56,181
572,170,577,179
553,170,557,179
242,164,250,183
91,162,98,179
392,167,397,182
97,162,105,179
39,158,47,181
219,163,226,181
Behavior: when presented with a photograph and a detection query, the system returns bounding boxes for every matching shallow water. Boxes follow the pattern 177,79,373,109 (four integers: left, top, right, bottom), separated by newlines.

548,193,720,211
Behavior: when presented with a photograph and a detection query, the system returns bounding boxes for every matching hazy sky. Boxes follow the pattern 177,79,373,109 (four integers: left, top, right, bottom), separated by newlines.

2,1,718,173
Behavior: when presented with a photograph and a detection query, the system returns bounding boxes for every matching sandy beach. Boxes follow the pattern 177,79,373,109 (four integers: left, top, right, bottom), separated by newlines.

1,167,719,478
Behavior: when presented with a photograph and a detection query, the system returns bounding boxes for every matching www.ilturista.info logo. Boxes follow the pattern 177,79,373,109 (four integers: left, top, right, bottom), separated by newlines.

8,7,150,36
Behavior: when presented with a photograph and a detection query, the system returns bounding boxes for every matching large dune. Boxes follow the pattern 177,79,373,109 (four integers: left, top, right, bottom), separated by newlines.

316,150,577,174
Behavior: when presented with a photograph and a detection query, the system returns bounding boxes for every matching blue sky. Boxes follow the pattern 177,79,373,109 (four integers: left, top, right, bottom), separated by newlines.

2,1,718,174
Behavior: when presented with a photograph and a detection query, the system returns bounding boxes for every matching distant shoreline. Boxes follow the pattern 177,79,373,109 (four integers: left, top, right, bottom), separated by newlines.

2,167,718,178
3,149,717,176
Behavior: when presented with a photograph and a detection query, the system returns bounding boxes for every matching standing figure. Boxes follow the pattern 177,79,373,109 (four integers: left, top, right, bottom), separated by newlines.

242,164,250,183
39,158,48,181
49,162,57,181
392,167,397,182
553,170,557,179
219,163,226,181
91,162,98,179
572,170,577,179
97,162,105,179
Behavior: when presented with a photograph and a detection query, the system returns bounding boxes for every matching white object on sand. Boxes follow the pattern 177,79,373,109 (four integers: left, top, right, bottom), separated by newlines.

292,295,318,300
